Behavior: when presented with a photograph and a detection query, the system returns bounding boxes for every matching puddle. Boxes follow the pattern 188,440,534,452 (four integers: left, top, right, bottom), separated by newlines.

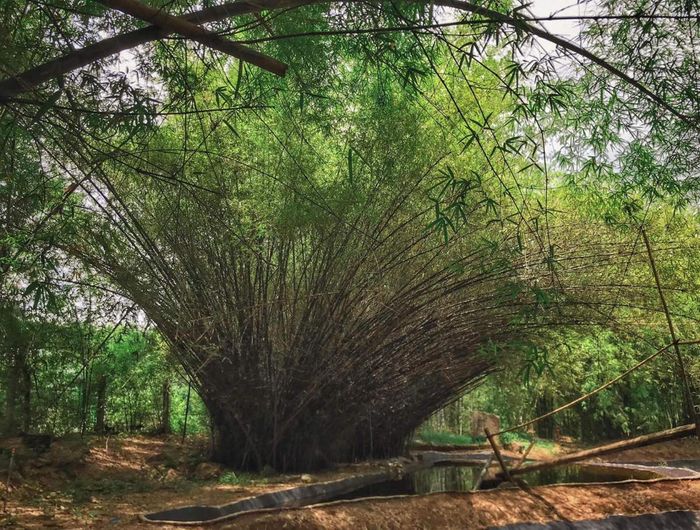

143,457,673,524
506,463,661,488
335,463,662,499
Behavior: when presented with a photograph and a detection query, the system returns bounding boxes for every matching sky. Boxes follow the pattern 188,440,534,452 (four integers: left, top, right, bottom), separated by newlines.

526,0,589,52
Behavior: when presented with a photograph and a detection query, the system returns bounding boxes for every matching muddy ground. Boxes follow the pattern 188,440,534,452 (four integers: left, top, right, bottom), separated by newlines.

0,435,698,529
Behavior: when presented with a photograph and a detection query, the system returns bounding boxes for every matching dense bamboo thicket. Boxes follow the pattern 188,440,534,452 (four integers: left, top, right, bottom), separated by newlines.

71,122,643,470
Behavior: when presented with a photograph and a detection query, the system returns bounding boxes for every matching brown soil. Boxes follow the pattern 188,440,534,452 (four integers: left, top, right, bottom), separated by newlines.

1,435,698,529
599,437,700,463
0,435,389,529
225,479,700,530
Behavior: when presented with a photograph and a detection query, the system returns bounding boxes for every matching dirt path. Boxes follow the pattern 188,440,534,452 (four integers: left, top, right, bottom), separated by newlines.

2,435,699,529
221,478,700,530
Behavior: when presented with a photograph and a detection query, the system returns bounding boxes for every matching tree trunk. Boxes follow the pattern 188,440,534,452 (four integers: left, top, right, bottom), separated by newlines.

94,374,107,435
80,366,92,436
535,393,555,439
4,346,30,435
160,380,171,434
3,351,18,435
21,358,31,433
181,382,191,443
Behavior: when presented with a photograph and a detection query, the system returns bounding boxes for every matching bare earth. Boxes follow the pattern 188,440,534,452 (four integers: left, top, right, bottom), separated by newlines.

1,435,698,529
228,479,700,530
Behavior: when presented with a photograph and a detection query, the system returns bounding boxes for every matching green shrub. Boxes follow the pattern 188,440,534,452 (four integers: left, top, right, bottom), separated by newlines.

218,471,253,486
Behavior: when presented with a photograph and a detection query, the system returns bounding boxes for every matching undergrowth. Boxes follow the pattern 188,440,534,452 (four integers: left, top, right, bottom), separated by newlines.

415,429,556,451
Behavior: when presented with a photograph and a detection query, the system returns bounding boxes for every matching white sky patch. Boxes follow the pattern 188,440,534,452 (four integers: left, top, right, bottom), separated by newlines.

528,0,588,44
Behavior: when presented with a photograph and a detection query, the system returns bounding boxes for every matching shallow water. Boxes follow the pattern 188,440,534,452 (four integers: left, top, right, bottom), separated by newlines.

629,459,700,473
335,463,660,499
143,461,672,523
510,463,660,487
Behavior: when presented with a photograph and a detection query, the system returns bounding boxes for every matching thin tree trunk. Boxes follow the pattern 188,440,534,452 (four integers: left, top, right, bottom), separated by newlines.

181,382,191,443
161,380,171,435
4,350,18,435
94,374,108,435
80,366,92,436
535,393,555,439
4,346,31,435
20,358,31,433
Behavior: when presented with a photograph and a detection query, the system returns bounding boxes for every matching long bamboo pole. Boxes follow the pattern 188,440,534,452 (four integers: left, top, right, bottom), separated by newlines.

502,423,697,479
641,228,698,432
96,0,287,76
495,339,700,436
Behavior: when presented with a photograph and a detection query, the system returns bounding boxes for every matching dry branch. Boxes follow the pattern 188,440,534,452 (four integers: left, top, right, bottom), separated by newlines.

503,423,698,479
0,0,303,98
96,0,286,76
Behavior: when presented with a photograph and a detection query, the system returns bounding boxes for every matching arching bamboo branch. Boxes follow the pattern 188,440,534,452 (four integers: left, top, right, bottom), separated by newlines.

0,0,306,99
0,0,693,125
96,0,287,76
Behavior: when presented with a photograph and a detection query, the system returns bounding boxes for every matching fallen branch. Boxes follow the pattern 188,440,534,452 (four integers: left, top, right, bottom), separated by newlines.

502,423,697,479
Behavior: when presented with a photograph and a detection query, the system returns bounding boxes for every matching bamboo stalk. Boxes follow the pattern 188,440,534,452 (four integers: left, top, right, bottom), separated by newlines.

485,428,512,482
641,228,698,432
96,0,287,76
503,423,697,479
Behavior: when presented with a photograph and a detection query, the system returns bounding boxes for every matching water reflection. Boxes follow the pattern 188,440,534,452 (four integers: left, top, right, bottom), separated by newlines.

338,463,660,500
517,464,659,488
413,464,481,493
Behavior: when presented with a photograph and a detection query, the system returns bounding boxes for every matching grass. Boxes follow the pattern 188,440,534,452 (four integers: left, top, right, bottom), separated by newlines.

500,431,557,451
218,471,257,486
413,430,485,446
414,429,557,452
